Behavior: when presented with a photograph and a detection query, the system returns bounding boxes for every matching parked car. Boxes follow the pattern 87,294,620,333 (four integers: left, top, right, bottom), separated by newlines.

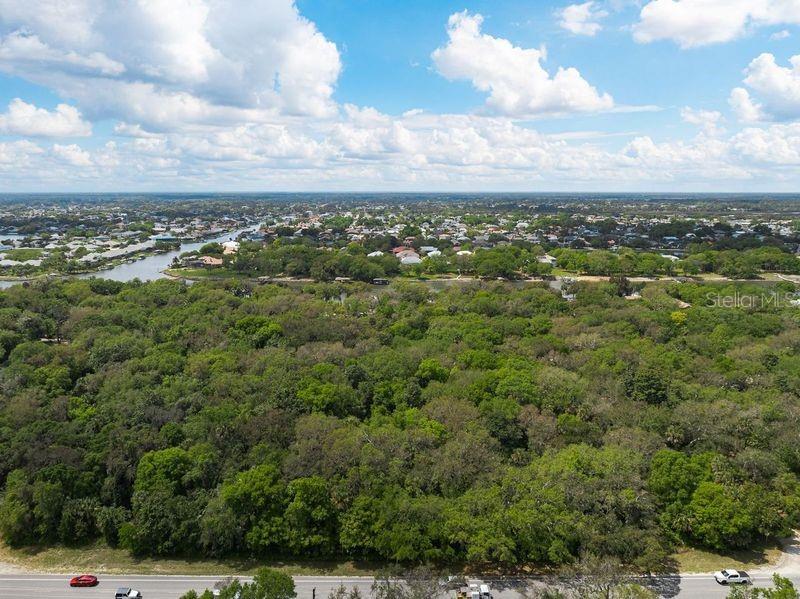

115,588,144,598
714,569,751,585
69,574,99,587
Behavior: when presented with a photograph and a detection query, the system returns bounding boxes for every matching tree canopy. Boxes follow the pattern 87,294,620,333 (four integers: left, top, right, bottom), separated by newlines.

0,277,799,570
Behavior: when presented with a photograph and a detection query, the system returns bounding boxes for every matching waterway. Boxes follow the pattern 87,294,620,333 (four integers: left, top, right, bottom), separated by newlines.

0,228,252,289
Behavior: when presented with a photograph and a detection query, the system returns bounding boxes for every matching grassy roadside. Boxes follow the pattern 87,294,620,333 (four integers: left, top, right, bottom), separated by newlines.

0,541,381,576
672,541,784,573
0,539,786,577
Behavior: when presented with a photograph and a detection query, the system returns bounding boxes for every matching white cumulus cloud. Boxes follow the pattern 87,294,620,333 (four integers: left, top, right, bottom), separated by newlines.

0,139,42,167
52,143,93,166
731,122,800,165
740,53,800,121
0,31,125,77
431,11,614,117
633,0,800,48
0,98,91,137
681,106,724,135
559,2,608,36
0,0,342,129
3,105,800,191
729,87,766,122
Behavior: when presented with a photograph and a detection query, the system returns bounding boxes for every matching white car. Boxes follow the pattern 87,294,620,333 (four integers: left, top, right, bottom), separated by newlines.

714,569,751,585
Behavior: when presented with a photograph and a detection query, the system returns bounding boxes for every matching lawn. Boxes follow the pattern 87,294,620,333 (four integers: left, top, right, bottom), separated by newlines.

2,248,44,261
164,267,246,280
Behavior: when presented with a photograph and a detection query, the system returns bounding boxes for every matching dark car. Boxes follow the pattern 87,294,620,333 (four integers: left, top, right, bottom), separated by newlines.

69,574,99,587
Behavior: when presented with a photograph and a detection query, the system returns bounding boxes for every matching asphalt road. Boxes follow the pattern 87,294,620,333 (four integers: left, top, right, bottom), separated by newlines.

3,573,800,599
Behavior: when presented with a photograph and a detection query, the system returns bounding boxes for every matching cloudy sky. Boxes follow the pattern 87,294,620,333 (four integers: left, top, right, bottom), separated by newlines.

0,0,799,192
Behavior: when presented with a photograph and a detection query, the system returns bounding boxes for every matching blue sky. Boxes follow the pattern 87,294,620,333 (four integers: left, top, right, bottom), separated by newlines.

298,0,793,138
0,0,799,191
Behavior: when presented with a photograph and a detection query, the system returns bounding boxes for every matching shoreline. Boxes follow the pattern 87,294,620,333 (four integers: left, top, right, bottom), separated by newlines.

0,228,251,285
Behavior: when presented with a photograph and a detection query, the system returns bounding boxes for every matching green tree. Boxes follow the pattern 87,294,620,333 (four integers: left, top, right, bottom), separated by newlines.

220,464,286,554
32,479,64,539
134,447,193,496
185,569,296,599
728,574,800,598
623,365,669,405
414,358,449,386
245,568,297,599
684,482,754,549
0,470,34,545
328,585,364,599
97,506,129,547
58,498,99,544
283,476,337,555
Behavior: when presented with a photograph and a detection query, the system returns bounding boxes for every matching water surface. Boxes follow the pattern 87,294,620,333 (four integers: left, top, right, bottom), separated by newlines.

0,228,252,289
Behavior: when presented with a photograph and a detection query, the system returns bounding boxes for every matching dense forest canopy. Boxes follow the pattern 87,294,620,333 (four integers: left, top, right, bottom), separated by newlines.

0,277,799,571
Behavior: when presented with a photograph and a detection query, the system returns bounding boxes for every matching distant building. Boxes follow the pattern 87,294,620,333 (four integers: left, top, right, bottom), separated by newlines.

222,241,240,255
185,255,223,268
151,233,181,242
400,254,422,265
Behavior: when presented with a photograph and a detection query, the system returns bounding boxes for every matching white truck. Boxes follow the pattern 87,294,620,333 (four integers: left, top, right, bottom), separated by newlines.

115,588,143,599
456,583,492,598
714,569,751,585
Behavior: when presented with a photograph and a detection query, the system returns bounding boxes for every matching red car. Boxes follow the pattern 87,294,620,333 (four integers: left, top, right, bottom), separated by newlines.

69,575,99,587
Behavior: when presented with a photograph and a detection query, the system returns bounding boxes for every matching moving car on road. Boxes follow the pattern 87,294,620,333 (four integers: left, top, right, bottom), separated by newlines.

115,588,143,598
714,569,751,585
69,574,99,587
